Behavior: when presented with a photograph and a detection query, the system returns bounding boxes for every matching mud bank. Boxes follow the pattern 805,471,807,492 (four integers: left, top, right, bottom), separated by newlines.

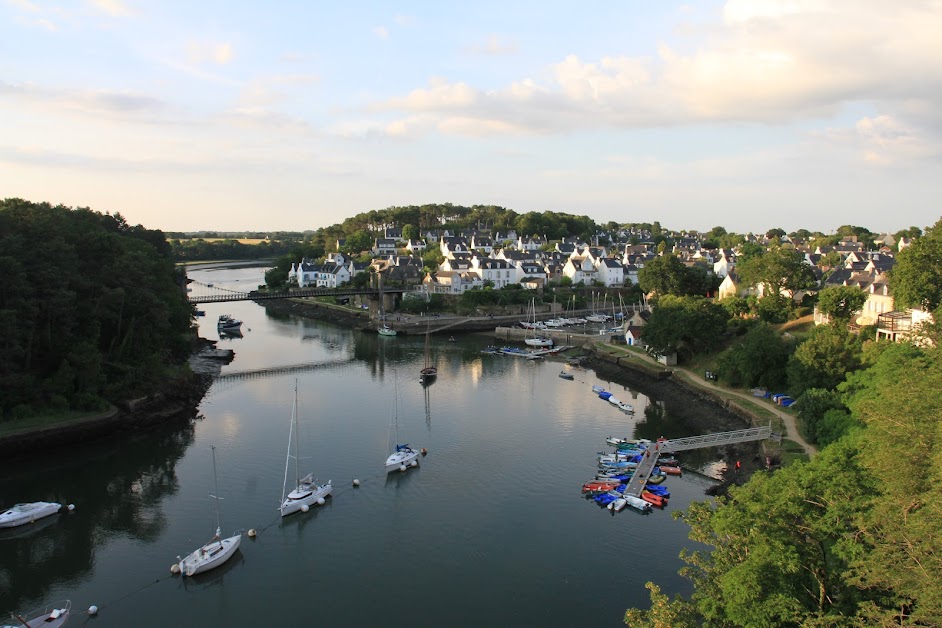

260,298,372,330
583,348,766,492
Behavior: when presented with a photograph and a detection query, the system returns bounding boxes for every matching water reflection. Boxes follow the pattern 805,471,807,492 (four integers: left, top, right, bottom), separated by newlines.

0,419,194,613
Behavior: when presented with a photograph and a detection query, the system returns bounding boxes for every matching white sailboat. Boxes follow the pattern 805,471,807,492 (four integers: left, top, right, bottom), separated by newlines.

2,600,71,628
280,382,332,516
176,446,241,577
524,298,553,347
385,382,421,473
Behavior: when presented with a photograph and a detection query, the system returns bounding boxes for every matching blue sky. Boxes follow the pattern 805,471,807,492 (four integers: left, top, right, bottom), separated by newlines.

1,0,940,234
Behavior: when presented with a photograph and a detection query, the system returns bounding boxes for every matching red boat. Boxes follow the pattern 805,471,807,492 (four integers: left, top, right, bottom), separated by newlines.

641,491,668,508
582,481,621,494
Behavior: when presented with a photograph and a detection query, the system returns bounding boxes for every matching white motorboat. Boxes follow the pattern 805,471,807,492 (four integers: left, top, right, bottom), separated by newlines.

2,600,71,628
280,382,332,517
176,446,241,577
0,502,61,528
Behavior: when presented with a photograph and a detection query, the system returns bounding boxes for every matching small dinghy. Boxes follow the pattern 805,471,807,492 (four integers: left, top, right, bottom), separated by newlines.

558,371,574,380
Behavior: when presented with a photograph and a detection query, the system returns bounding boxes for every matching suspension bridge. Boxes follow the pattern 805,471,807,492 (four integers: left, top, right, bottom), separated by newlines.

187,280,414,304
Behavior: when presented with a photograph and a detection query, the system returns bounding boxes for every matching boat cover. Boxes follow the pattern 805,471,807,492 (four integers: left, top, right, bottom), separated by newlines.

593,493,617,506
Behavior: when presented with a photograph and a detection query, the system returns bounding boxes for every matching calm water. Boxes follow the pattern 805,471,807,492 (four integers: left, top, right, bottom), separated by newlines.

0,266,727,627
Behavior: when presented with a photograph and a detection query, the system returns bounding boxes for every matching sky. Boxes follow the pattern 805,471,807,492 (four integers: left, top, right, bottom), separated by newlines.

1,0,940,235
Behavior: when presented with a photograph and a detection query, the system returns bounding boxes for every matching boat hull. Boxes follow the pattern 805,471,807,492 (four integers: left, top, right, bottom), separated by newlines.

179,533,242,577
5,600,70,628
0,502,61,528
280,481,332,517
385,447,420,473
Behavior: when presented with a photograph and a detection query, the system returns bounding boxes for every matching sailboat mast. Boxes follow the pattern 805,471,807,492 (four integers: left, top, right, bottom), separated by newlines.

281,385,296,506
293,381,301,486
211,445,221,533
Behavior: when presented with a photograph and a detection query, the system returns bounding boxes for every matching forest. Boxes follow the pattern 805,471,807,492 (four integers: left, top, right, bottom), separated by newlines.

0,198,195,421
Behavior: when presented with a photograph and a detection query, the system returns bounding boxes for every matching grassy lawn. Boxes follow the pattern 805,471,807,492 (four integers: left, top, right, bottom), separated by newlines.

0,408,112,438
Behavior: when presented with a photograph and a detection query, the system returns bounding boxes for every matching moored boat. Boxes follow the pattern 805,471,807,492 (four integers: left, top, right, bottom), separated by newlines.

377,324,397,336
176,446,241,577
558,371,574,380
217,314,242,331
0,502,62,528
3,600,71,628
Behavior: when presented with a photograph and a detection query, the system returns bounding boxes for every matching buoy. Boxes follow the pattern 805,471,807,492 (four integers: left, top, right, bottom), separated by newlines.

67,504,75,511
316,497,325,506
301,504,309,513
399,464,407,472
170,563,181,574
410,460,418,467
352,479,360,487
421,448,428,455
88,605,98,616
247,529,257,538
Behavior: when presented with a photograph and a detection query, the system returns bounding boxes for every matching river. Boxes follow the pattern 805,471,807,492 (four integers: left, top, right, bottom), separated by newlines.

0,265,736,627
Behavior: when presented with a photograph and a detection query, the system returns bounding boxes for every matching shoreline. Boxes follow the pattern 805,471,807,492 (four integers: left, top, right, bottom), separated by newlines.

0,343,230,460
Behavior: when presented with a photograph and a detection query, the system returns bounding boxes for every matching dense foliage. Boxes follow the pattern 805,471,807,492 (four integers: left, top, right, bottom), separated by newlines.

637,254,718,299
786,325,863,396
889,217,942,313
816,285,869,322
0,199,193,420
715,322,789,389
170,237,295,262
640,296,728,359
627,339,942,627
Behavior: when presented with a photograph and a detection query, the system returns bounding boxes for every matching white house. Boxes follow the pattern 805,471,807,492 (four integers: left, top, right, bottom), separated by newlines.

597,258,625,287
470,257,515,288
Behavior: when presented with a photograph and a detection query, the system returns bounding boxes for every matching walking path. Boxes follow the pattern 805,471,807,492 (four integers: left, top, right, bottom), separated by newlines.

599,344,817,458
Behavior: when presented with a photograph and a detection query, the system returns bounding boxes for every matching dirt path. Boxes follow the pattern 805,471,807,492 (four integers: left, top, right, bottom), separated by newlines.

611,346,817,458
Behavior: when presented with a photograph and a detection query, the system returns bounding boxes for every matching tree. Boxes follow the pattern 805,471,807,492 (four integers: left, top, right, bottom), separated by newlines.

889,217,942,313
794,387,845,444
715,322,788,389
0,199,193,418
766,227,786,240
265,256,293,288
401,224,416,241
420,248,444,272
840,342,942,625
676,436,874,625
787,324,862,396
641,296,728,359
637,256,718,300
343,230,373,256
816,285,868,322
737,247,818,300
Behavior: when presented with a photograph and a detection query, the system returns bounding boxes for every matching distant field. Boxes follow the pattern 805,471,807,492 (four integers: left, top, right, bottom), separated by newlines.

177,238,269,245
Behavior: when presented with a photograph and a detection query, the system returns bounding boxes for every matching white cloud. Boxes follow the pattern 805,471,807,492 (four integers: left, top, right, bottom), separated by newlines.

372,0,942,138
373,26,389,41
89,0,131,17
393,15,415,27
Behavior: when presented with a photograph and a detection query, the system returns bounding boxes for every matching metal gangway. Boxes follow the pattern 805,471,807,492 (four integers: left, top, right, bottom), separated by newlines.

622,424,774,498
